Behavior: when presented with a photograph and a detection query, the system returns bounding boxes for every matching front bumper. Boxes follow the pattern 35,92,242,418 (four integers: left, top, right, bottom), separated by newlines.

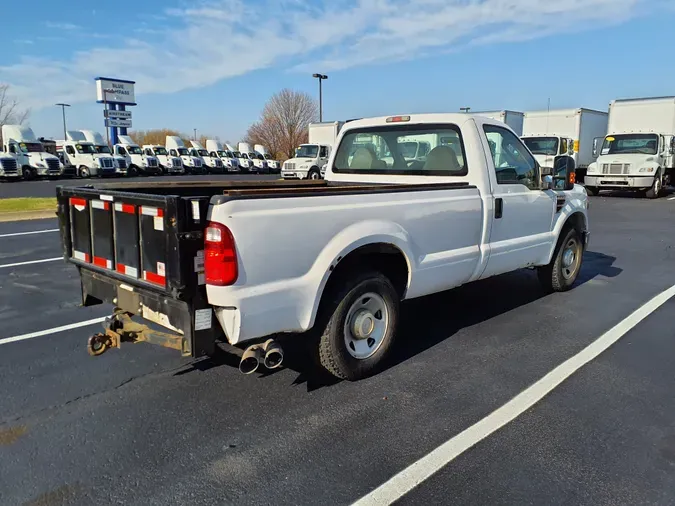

281,171,307,180
584,175,655,189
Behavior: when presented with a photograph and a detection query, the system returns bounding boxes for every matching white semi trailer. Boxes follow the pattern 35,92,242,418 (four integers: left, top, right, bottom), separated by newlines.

473,111,524,136
585,96,675,198
521,108,608,182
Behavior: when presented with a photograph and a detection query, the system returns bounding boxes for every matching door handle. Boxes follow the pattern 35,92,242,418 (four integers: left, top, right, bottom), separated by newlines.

495,198,503,219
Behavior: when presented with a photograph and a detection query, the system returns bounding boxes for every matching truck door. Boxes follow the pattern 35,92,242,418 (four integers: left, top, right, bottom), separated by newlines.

480,124,556,279
65,145,76,166
319,145,329,166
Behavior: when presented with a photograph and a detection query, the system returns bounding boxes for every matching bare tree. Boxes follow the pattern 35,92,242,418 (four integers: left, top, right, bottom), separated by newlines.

245,89,318,160
129,129,183,146
0,84,30,130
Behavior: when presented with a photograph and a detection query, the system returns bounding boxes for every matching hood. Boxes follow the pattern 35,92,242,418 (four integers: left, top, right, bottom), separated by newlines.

596,153,659,164
533,153,556,168
285,158,315,165
26,152,58,161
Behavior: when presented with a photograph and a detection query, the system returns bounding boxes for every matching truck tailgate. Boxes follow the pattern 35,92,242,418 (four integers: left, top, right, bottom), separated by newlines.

56,185,216,357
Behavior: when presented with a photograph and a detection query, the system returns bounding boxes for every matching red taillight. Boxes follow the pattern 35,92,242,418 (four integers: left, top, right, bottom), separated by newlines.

204,222,238,286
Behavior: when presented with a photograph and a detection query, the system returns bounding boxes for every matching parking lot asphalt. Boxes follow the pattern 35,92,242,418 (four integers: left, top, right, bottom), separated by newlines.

0,194,674,505
0,173,280,198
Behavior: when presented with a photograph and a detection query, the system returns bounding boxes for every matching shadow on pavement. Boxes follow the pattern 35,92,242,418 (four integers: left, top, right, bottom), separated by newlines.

176,251,620,392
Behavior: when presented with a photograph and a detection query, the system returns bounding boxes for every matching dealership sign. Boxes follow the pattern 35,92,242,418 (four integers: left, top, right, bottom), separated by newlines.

104,109,132,120
95,77,136,106
105,118,133,128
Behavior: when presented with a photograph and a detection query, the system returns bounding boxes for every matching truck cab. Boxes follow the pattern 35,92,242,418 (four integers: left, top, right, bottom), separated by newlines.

238,142,267,173
206,139,240,172
2,125,61,179
255,144,279,173
80,130,127,176
58,131,116,178
282,143,330,180
142,145,184,175
233,151,253,172
189,141,224,174
521,136,575,171
114,136,161,176
166,136,204,174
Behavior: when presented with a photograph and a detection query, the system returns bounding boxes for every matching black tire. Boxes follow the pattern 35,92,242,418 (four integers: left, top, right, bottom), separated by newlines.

316,271,399,381
538,227,583,293
127,165,139,177
21,166,32,180
308,168,321,180
585,186,598,196
645,170,662,199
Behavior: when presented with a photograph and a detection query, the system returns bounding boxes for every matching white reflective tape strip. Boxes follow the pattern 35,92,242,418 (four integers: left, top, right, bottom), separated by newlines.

73,250,88,261
141,206,159,216
114,202,124,212
125,266,138,278
91,200,107,210
106,259,112,269
100,195,113,201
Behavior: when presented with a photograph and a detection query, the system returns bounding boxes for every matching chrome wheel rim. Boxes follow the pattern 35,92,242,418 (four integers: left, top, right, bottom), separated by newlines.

561,237,581,280
343,292,389,360
654,177,661,194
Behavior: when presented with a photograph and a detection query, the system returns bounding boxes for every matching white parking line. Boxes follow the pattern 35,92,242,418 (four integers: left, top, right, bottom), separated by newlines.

352,283,675,506
0,257,62,269
0,228,59,238
0,317,107,346
668,196,675,201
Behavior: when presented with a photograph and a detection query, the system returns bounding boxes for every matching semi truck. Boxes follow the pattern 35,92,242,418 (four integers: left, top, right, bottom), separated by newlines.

80,130,128,176
166,136,205,174
1,125,61,179
521,108,608,183
56,112,587,381
57,131,117,178
190,141,224,174
255,144,280,173
282,121,345,180
238,142,267,173
473,111,524,136
205,140,240,172
229,143,253,172
585,96,675,198
142,145,184,175
114,135,162,176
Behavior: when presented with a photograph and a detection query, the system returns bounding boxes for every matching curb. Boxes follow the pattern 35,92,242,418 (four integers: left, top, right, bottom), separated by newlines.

0,211,57,223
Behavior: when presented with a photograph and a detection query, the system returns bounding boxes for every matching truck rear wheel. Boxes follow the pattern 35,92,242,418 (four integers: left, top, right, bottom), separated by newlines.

316,271,399,380
538,226,583,293
645,170,662,199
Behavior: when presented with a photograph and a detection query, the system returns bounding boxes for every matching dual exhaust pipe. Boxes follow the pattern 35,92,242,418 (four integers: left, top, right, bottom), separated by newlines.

239,339,284,375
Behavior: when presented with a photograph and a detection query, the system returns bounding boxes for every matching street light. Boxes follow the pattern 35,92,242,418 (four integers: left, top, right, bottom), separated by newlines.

55,103,70,139
459,107,471,113
194,128,197,141
312,73,328,122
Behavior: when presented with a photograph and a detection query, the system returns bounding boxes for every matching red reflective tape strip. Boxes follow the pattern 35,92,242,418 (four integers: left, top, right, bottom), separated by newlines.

104,202,110,211
156,208,164,218
93,256,109,268
70,197,87,207
116,263,127,274
144,271,166,286
121,204,135,214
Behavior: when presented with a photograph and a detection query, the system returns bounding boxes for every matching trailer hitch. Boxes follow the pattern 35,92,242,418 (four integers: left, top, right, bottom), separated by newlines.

87,309,188,357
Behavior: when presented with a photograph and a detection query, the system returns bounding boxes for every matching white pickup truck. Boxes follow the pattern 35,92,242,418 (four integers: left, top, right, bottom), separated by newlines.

57,113,588,381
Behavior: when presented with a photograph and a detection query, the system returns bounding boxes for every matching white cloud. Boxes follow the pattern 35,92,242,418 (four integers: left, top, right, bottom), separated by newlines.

15,39,34,45
1,0,655,110
44,21,81,30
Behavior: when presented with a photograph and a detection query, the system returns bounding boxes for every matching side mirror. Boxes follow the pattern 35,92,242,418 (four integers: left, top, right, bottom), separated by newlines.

552,156,576,190
592,137,601,158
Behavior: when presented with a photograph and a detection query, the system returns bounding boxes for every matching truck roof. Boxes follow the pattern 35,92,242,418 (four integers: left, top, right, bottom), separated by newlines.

472,110,524,116
341,113,502,131
1,125,38,143
80,130,107,146
165,136,186,150
612,96,675,105
524,108,608,117
66,130,87,142
206,140,223,152
190,141,206,150
118,135,138,147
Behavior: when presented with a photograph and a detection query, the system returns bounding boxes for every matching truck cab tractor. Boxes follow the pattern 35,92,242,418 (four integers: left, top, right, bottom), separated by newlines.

166,136,205,175
142,145,184,175
238,143,267,173
114,136,161,176
57,131,116,178
189,141,224,174
2,125,61,179
585,97,675,198
255,144,280,173
233,151,253,172
0,152,20,180
57,112,588,381
206,139,240,172
80,130,127,176
282,121,344,180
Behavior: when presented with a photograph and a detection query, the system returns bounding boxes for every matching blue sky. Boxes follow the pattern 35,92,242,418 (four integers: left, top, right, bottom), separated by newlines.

1,0,673,143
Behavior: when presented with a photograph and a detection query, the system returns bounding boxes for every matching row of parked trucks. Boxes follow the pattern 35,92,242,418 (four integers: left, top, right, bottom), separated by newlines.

0,125,280,179
282,96,674,198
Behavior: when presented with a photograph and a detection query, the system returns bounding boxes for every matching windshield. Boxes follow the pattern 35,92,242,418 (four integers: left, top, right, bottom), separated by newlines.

177,148,189,156
76,144,97,154
198,149,209,156
18,142,44,153
233,151,242,157
154,147,168,155
523,137,559,156
296,145,319,158
249,152,262,160
334,126,467,176
217,150,230,158
601,134,658,155
127,146,142,155
95,146,112,154
264,154,274,160
240,153,249,159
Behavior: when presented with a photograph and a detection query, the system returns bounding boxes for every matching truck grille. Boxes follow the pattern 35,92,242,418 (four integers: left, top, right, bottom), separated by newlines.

172,157,182,167
101,158,114,169
1,158,18,174
117,159,127,169
284,162,295,170
215,159,223,167
46,158,60,173
148,158,158,167
195,159,202,167
602,163,630,175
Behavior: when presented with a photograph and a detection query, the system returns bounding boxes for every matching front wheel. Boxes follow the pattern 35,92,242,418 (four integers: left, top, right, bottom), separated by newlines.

21,166,33,180
78,166,90,178
127,165,139,177
538,227,583,293
316,271,399,381
645,170,662,199
308,168,321,180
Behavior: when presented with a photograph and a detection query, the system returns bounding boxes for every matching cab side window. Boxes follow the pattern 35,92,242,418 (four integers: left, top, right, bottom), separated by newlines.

144,149,152,156
66,146,76,155
320,146,328,158
169,149,178,157
483,125,539,190
560,139,568,155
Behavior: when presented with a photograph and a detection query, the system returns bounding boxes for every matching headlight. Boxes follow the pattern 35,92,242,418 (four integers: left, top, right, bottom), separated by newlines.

35,162,45,168
639,167,655,173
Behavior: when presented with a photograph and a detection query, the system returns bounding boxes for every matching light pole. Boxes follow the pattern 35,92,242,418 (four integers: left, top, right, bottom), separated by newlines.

103,88,115,147
55,103,70,139
312,73,328,122
459,107,471,113
194,128,197,141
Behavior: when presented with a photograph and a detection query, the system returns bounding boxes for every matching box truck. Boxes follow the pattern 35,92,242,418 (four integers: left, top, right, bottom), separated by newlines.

1,125,61,179
114,135,162,176
282,121,344,180
80,130,128,176
521,108,608,182
472,111,524,136
205,140,240,172
585,97,675,198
